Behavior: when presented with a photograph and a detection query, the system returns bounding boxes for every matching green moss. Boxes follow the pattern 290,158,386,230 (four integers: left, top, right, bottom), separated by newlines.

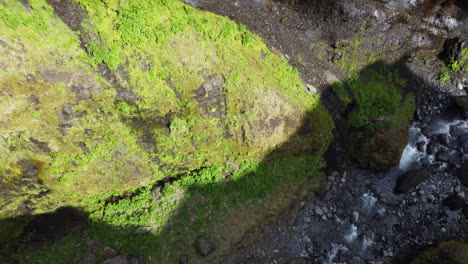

347,68,405,131
81,154,322,262
411,241,468,264
331,81,351,106
440,72,451,83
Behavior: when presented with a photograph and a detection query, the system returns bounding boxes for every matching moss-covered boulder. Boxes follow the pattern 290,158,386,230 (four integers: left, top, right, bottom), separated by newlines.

0,0,332,222
411,241,468,264
345,64,415,169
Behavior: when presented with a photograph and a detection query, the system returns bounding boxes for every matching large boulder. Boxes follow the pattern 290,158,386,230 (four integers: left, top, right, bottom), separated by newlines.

346,65,416,169
0,0,333,227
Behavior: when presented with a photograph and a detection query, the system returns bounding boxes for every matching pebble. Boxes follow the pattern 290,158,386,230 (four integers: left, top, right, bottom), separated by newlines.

341,178,346,183
322,207,328,214
459,192,465,198
441,227,447,232
304,217,311,223
273,249,279,254
304,236,311,243
429,195,436,201
455,185,461,193
352,211,359,222
315,206,324,216
321,215,327,221
421,195,428,203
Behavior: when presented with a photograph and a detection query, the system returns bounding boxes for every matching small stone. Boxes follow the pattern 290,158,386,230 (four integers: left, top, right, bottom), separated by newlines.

341,178,346,183
196,238,215,257
422,195,428,203
104,246,117,260
135,226,152,234
103,256,129,264
304,217,311,223
455,185,462,193
460,192,465,198
315,206,323,216
352,211,359,222
322,207,328,214
321,215,327,221
273,249,280,254
429,195,436,201
86,239,96,247
306,84,317,94
303,236,311,243
441,227,447,232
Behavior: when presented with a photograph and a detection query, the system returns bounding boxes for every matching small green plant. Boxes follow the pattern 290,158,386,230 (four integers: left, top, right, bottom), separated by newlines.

114,101,131,113
448,60,460,72
440,72,450,83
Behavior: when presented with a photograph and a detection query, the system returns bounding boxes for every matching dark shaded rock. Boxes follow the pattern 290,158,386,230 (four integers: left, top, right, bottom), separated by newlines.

426,142,438,155
179,255,189,264
436,149,457,162
455,96,468,112
421,126,432,138
440,37,466,62
394,169,428,194
438,134,450,146
443,195,467,211
463,207,468,219
195,238,215,257
103,256,129,264
285,257,308,264
416,141,425,152
460,162,468,187
104,247,117,260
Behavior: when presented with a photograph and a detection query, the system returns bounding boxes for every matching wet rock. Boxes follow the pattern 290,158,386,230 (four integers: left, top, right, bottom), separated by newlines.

104,247,117,259
438,134,450,146
394,169,428,194
416,141,425,152
443,195,467,211
103,256,129,264
421,127,432,138
285,257,307,264
196,238,215,257
426,142,438,155
460,162,468,187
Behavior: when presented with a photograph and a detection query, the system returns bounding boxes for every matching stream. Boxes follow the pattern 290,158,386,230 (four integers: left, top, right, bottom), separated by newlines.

229,116,468,264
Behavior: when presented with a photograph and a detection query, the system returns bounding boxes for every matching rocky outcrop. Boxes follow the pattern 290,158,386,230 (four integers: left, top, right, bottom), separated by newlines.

0,0,333,225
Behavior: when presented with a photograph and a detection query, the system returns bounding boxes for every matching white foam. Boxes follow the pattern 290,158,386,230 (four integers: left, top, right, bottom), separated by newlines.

344,224,358,243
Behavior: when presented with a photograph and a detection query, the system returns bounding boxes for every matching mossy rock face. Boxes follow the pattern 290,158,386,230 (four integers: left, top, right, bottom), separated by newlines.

0,0,333,222
411,241,468,264
345,64,415,169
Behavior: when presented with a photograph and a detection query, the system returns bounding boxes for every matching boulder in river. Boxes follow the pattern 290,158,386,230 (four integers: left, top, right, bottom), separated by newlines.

394,169,428,194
